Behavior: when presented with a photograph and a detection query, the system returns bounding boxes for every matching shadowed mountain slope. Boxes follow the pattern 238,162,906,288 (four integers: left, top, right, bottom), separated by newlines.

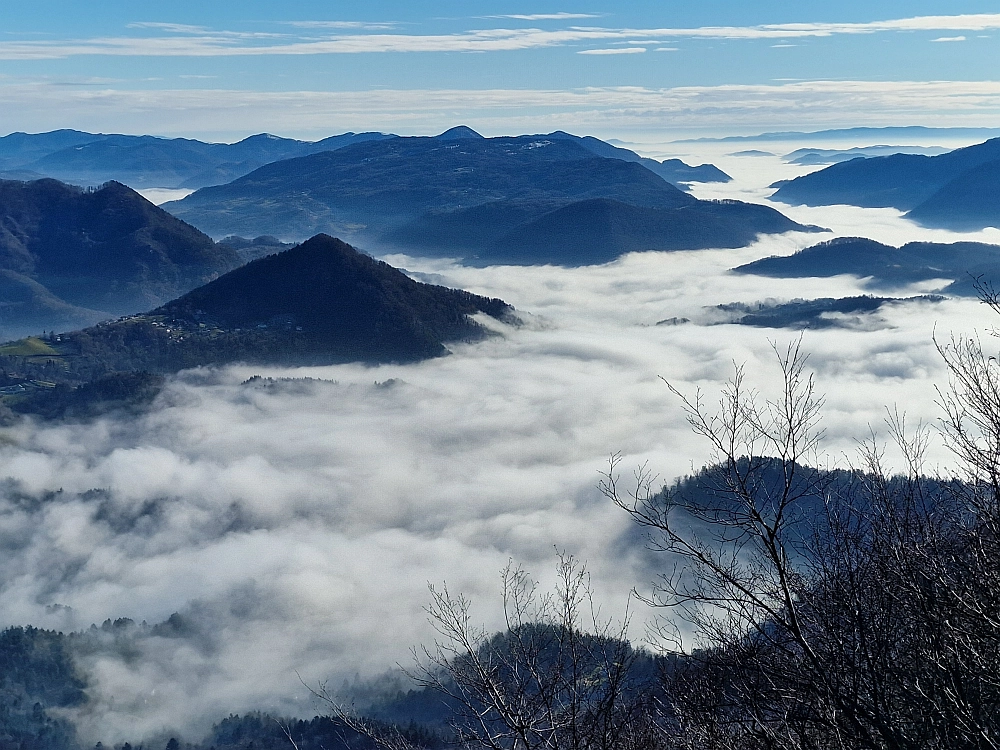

393,197,805,266
153,233,512,361
165,135,809,264
905,159,1000,230
771,138,1000,229
0,178,238,337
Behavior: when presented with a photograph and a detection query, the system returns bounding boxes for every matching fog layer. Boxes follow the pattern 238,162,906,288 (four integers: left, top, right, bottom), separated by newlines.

0,145,995,743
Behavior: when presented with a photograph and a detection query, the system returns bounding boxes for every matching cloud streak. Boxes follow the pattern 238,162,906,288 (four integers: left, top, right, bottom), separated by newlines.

3,79,1000,139
1,13,1000,59
578,47,645,55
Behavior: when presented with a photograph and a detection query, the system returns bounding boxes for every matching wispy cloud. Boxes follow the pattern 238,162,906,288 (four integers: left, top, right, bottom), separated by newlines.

284,21,399,31
578,47,645,55
3,79,1000,139
1,13,999,59
485,13,602,20
931,36,967,42
127,22,208,34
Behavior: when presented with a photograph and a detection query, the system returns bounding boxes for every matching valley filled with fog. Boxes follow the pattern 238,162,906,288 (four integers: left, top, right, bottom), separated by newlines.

2,139,999,742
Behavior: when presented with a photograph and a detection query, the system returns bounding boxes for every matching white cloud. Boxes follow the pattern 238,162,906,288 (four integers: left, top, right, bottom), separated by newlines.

2,79,1000,140
284,21,399,30
931,35,967,42
127,22,210,34
1,188,998,743
578,47,645,55
4,137,1000,744
2,13,1000,59
486,13,602,20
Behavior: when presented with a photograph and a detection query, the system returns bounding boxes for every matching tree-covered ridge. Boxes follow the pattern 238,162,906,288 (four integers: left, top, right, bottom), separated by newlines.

0,626,86,750
0,235,513,419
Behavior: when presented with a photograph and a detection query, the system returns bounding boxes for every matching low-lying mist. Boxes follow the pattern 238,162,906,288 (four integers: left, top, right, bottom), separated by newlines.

1,148,997,744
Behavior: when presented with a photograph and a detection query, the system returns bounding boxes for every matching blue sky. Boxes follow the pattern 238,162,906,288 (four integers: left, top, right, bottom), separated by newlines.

1,1,999,140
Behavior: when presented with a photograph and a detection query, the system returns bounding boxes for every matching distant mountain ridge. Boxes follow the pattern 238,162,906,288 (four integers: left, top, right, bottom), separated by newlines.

0,126,729,191
165,133,810,265
680,126,1000,143
0,129,395,189
771,137,1000,230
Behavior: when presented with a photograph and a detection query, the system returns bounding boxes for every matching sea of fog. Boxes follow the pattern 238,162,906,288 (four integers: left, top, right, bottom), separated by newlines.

4,140,1000,743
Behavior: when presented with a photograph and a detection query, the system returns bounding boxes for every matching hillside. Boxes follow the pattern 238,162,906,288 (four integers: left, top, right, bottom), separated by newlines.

771,137,1000,225
542,130,730,185
905,159,1000,230
0,235,513,418
164,135,810,264
0,178,238,338
733,236,1000,292
393,197,805,266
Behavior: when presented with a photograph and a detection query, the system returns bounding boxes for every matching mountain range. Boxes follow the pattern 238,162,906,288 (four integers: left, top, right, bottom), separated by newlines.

733,236,1000,294
0,178,238,339
0,126,729,192
771,137,1000,230
164,133,810,265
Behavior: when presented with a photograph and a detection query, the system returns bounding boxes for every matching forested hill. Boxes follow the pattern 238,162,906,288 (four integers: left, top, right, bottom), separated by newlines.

0,178,238,337
153,232,513,361
0,235,513,419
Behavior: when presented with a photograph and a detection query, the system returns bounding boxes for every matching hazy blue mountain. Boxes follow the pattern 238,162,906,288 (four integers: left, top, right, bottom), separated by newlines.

0,129,98,168
0,178,237,339
785,145,950,166
12,131,394,189
217,234,298,263
164,135,809,264
905,159,1000,230
681,126,1000,143
733,236,1000,293
393,197,807,266
771,137,1000,222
